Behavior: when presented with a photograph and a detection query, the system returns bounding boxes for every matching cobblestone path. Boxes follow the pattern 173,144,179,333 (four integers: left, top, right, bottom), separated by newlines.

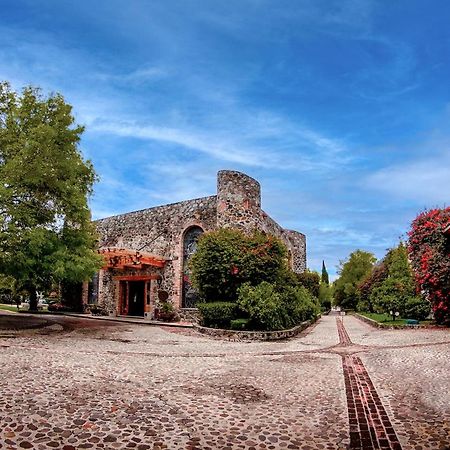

0,313,449,449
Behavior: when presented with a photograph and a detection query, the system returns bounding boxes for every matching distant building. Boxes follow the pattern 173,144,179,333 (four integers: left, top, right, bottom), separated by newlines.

84,170,306,318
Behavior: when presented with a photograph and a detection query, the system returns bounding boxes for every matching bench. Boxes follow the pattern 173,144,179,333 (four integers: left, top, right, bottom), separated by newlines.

405,319,419,327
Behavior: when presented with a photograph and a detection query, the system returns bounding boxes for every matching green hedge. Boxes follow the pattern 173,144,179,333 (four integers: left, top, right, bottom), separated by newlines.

237,282,320,331
230,318,250,330
197,302,238,328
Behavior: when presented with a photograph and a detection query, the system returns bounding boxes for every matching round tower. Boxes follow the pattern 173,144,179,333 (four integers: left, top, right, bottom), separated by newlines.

216,170,261,230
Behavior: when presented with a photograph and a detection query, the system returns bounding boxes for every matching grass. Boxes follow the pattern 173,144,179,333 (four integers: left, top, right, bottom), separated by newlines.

0,303,50,313
358,311,432,326
0,303,20,312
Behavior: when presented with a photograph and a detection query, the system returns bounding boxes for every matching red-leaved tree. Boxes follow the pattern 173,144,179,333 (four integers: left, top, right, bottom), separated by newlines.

407,208,450,324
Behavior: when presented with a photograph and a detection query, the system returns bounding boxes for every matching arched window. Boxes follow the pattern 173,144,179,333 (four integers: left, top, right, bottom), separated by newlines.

182,226,203,308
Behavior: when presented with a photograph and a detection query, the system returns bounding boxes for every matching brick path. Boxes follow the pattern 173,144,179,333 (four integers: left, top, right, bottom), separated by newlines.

0,312,449,449
336,318,402,449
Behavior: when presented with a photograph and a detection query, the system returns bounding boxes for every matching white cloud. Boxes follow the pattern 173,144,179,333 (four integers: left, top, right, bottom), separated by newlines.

366,152,450,205
93,66,168,84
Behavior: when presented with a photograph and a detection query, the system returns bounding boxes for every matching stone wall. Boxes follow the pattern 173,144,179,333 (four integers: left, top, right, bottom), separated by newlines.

95,196,217,309
284,230,307,274
93,170,307,315
216,170,262,230
193,317,317,341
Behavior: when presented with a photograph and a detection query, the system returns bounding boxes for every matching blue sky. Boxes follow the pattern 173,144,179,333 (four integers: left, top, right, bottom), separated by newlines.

1,0,449,279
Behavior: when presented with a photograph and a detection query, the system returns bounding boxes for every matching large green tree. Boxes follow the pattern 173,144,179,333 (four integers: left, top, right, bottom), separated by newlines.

368,243,423,320
190,228,290,302
333,250,376,309
0,82,103,310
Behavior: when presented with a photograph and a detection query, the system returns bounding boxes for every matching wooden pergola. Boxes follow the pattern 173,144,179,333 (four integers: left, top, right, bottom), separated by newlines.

99,247,167,270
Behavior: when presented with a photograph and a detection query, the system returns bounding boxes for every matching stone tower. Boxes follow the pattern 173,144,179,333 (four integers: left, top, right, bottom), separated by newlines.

216,170,261,230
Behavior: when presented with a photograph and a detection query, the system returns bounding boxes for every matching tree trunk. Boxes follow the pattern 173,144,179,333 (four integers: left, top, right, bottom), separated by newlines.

28,285,38,311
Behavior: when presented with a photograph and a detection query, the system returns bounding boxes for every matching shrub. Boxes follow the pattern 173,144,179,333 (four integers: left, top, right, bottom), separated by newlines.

297,270,320,298
404,297,431,321
238,282,320,331
190,229,289,302
47,303,73,312
157,301,179,322
356,299,370,312
197,302,238,328
370,278,408,319
89,305,108,316
281,285,321,326
237,282,285,331
318,283,332,310
408,207,450,324
230,318,250,330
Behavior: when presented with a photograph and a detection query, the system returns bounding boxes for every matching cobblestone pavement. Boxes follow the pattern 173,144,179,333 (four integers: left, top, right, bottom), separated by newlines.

0,313,449,450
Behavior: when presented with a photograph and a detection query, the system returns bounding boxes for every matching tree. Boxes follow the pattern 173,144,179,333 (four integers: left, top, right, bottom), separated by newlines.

333,250,376,309
189,228,289,302
297,270,320,298
318,283,333,310
361,243,427,321
321,260,329,285
356,262,387,312
408,208,450,324
0,82,103,311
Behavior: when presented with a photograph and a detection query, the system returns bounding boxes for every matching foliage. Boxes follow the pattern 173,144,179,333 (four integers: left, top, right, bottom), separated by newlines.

190,228,289,302
280,285,320,325
0,82,103,310
358,311,431,326
230,318,250,330
321,260,329,285
237,282,285,330
296,270,320,298
89,304,108,316
404,296,431,321
160,301,174,314
408,208,450,324
318,283,332,310
367,244,418,320
0,274,15,303
333,250,376,309
47,303,73,312
356,263,387,312
197,301,238,328
370,278,407,320
237,282,320,331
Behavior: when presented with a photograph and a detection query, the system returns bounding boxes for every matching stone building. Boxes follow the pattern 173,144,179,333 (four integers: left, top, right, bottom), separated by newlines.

85,170,306,318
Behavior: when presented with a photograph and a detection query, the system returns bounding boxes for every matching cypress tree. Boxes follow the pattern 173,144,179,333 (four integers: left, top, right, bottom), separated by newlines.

321,260,329,285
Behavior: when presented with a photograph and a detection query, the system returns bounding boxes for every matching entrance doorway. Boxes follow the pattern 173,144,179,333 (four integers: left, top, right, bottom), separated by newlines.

121,281,145,316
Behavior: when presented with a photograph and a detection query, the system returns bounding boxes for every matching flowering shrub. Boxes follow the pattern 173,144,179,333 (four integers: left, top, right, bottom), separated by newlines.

190,228,289,302
408,208,450,324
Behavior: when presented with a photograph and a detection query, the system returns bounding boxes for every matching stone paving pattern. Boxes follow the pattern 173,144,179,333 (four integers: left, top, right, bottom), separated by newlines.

0,312,449,449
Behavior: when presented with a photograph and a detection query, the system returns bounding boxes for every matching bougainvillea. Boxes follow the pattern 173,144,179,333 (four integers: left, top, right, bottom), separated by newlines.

407,208,450,324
